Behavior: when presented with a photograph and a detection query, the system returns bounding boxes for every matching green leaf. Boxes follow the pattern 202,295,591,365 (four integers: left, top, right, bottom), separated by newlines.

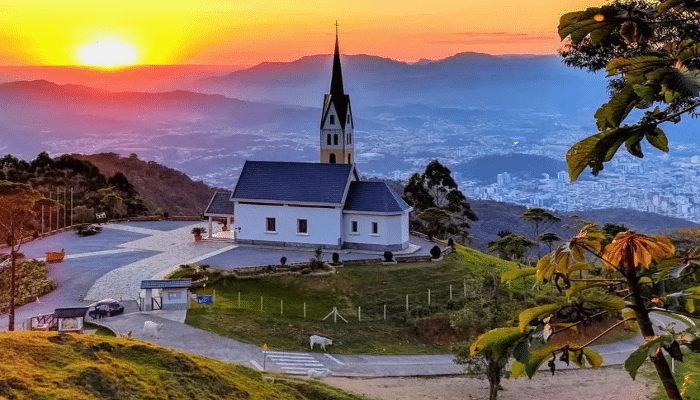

470,327,527,360
583,348,603,368
645,128,669,152
632,84,657,102
686,298,696,313
586,294,627,312
625,133,644,158
518,304,561,332
523,345,559,378
664,66,700,98
621,308,638,330
681,373,700,399
501,267,536,283
657,0,684,13
625,336,664,380
511,361,526,378
607,56,669,76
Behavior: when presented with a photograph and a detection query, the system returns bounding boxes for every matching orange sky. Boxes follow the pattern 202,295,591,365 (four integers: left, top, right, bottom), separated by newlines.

0,0,603,66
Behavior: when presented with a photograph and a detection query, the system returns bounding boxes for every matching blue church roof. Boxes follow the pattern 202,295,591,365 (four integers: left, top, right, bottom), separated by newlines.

344,181,411,213
232,161,355,204
204,192,235,216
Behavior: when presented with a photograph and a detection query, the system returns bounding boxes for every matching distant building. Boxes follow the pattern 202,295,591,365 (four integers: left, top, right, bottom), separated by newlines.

204,30,411,251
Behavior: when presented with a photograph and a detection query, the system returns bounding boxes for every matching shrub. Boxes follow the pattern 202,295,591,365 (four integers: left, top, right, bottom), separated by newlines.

280,256,287,266
309,247,324,271
191,227,207,236
300,268,312,274
332,252,340,264
447,238,455,248
383,251,394,262
430,245,441,259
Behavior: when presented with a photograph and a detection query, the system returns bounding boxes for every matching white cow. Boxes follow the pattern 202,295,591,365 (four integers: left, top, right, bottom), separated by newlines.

143,321,164,338
309,334,333,351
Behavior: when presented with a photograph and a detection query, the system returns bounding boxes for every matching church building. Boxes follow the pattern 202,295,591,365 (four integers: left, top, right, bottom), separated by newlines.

204,31,411,251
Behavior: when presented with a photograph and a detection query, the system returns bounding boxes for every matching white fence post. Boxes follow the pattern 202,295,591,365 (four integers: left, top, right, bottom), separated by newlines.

384,304,387,321
280,299,283,315
428,289,431,305
358,306,361,322
450,284,453,300
260,296,263,312
406,294,409,312
238,291,241,308
304,302,306,318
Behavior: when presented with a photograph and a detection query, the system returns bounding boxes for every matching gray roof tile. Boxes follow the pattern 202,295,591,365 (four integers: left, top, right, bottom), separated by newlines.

232,161,354,204
344,181,411,213
204,192,235,216
141,279,192,289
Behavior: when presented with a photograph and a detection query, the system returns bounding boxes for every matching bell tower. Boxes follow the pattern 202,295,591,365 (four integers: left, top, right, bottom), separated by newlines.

320,23,354,164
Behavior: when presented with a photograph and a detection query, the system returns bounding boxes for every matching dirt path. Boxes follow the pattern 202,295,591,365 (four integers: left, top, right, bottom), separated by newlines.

323,367,652,400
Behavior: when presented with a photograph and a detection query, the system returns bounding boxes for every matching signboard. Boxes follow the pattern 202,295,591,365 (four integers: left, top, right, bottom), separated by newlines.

197,295,213,304
95,212,107,220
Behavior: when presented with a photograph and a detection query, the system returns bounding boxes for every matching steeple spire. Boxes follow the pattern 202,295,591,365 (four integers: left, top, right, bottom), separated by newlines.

330,20,345,96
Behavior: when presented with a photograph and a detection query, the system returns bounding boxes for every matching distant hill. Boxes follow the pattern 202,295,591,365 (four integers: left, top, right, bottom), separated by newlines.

467,199,699,255
72,153,220,216
194,52,606,110
455,153,568,183
0,331,365,400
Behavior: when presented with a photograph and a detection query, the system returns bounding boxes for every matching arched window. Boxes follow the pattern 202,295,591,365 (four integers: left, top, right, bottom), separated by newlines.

348,154,352,163
329,153,336,163
333,134,338,145
330,115,335,125
327,134,331,145
348,133,352,144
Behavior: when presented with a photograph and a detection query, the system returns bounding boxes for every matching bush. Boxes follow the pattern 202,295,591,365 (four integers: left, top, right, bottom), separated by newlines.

447,238,455,248
280,256,287,266
430,245,442,259
383,251,394,262
191,227,207,235
309,247,324,271
300,268,312,274
332,252,340,264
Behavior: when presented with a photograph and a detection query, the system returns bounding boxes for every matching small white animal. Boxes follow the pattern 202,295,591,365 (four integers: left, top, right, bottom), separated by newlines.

309,334,333,351
142,321,164,338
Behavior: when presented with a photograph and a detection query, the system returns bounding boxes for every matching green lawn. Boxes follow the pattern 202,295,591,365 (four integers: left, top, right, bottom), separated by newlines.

185,246,522,354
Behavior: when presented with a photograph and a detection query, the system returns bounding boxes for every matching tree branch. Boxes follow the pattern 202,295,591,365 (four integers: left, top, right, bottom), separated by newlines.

573,317,637,350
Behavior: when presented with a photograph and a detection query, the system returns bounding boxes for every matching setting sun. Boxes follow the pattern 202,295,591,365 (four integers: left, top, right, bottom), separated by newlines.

77,39,138,68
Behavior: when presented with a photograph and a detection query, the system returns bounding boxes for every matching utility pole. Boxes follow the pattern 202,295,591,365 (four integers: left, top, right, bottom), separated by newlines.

70,188,73,226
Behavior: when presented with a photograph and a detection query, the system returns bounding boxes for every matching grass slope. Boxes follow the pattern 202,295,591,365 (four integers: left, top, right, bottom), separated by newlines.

0,331,369,400
186,246,520,354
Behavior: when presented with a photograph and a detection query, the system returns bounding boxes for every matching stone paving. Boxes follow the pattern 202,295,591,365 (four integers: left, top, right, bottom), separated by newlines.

84,223,236,301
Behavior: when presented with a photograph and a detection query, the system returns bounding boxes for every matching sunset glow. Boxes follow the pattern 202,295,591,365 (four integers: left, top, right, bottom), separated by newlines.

77,39,138,68
1,0,605,66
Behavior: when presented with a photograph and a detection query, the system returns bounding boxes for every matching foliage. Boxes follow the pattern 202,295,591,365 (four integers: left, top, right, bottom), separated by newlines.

0,152,147,220
280,256,287,266
558,0,700,181
0,331,369,400
521,208,561,258
539,232,562,253
332,252,340,264
309,247,324,271
191,227,207,236
404,160,477,243
481,225,700,400
383,250,394,262
0,258,55,313
430,245,442,259
488,233,536,262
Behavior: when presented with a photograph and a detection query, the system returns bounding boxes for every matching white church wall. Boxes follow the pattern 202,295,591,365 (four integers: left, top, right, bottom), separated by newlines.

342,212,409,251
235,202,343,248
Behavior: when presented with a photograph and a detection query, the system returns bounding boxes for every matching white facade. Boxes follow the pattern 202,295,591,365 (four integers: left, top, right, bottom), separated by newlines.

342,211,410,251
162,288,189,310
234,202,344,248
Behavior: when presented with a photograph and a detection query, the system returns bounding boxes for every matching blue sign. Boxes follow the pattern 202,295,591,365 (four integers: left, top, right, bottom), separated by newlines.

197,295,213,304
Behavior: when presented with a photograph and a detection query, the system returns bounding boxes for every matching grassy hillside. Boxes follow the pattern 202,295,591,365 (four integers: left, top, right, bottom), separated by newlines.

73,152,220,216
186,246,529,354
0,331,369,400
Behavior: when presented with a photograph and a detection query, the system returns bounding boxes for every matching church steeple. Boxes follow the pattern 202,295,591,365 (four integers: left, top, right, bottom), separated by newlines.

329,25,345,97
320,22,354,165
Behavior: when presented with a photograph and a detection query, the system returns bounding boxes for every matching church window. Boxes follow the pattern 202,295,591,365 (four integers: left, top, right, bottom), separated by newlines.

351,221,358,233
348,133,352,144
372,222,379,235
297,219,308,234
330,115,335,125
334,134,338,145
327,134,331,145
329,153,336,163
348,154,352,163
266,217,276,232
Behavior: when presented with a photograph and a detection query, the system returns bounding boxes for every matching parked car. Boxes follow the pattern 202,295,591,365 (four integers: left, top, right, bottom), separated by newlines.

87,299,124,318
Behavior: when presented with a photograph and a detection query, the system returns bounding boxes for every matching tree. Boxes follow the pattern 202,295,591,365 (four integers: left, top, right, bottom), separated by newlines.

0,181,52,331
558,0,700,181
452,272,530,400
521,208,561,257
487,233,535,262
475,225,700,400
404,172,435,210
538,232,561,253
601,223,629,242
417,208,452,239
424,159,458,206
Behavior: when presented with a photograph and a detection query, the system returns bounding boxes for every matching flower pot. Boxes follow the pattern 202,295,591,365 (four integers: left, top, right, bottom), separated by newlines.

222,226,228,231
194,234,202,242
